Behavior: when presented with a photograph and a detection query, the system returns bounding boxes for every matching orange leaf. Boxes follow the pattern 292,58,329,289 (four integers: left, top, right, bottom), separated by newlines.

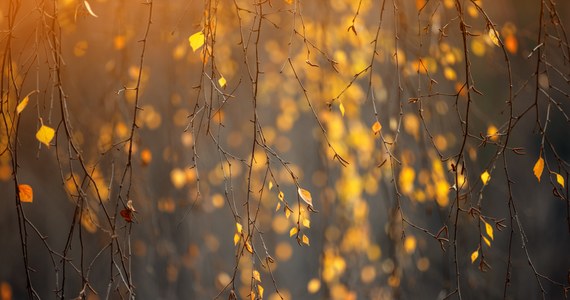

17,97,29,114
18,184,33,203
533,156,544,182
372,121,382,135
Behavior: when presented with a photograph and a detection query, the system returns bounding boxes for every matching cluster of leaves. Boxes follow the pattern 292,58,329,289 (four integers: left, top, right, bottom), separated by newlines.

0,0,569,299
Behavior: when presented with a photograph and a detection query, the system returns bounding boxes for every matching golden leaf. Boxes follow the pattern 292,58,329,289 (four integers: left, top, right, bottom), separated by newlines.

188,31,205,52
298,187,313,208
533,156,544,182
289,227,298,237
275,202,281,212
480,170,491,185
253,270,261,282
268,181,273,190
488,28,500,47
302,234,310,246
233,233,240,245
372,121,382,135
278,191,284,201
483,236,491,247
554,172,565,188
302,218,311,228
339,102,345,117
218,76,226,88
245,241,253,254
18,184,33,203
36,124,55,147
470,249,479,263
257,285,264,298
84,1,98,17
485,221,494,240
285,208,291,219
17,97,29,114
236,222,243,234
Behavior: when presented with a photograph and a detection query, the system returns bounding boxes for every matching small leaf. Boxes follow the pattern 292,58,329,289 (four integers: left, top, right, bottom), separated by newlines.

470,249,479,263
302,234,310,245
339,102,345,116
533,156,544,182
236,222,243,234
278,191,284,201
554,172,565,188
289,227,298,237
188,31,205,52
298,187,313,208
120,209,133,222
285,208,291,219
483,236,491,247
480,170,491,185
257,285,264,298
18,184,33,203
488,28,500,47
218,76,227,88
17,97,29,114
372,121,382,135
233,233,240,245
245,241,254,254
253,270,261,282
302,218,311,228
485,221,494,240
84,1,98,17
268,181,273,190
275,202,281,212
36,124,55,147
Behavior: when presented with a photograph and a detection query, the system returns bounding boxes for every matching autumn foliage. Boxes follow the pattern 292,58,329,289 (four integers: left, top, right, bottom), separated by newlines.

1,0,569,299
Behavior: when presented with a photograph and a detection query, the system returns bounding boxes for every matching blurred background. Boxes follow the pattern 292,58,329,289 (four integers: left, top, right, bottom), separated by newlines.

1,0,569,299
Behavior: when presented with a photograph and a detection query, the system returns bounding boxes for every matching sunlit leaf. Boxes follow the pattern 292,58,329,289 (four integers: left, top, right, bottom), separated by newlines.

253,270,261,282
339,102,345,117
302,218,311,228
483,236,491,247
245,241,253,254
480,170,491,185
298,187,313,208
533,156,544,182
268,181,273,190
278,191,284,201
218,76,226,88
470,249,479,263
236,222,243,234
18,184,33,203
302,234,310,245
17,97,29,114
257,285,264,298
487,125,499,142
554,172,565,188
404,236,416,254
285,208,291,219
84,1,98,17
275,202,281,212
372,121,382,135
188,31,205,52
233,233,240,245
36,124,55,147
289,227,298,237
488,28,500,47
485,221,494,240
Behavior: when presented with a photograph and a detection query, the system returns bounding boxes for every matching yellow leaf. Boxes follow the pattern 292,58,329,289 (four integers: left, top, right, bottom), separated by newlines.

253,270,261,282
488,28,500,47
289,227,298,237
298,187,313,208
302,234,310,245
487,125,499,142
307,278,321,294
218,76,226,88
339,102,345,117
404,236,416,254
285,208,291,219
554,172,565,188
188,31,205,52
480,170,491,185
257,285,264,298
18,184,33,203
302,218,311,228
483,236,491,247
275,202,281,212
372,121,382,135
236,222,243,234
36,125,55,147
470,249,479,263
485,221,494,240
533,156,544,182
17,97,29,114
84,0,98,18
278,191,284,201
233,233,240,245
245,241,253,254
268,181,273,190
